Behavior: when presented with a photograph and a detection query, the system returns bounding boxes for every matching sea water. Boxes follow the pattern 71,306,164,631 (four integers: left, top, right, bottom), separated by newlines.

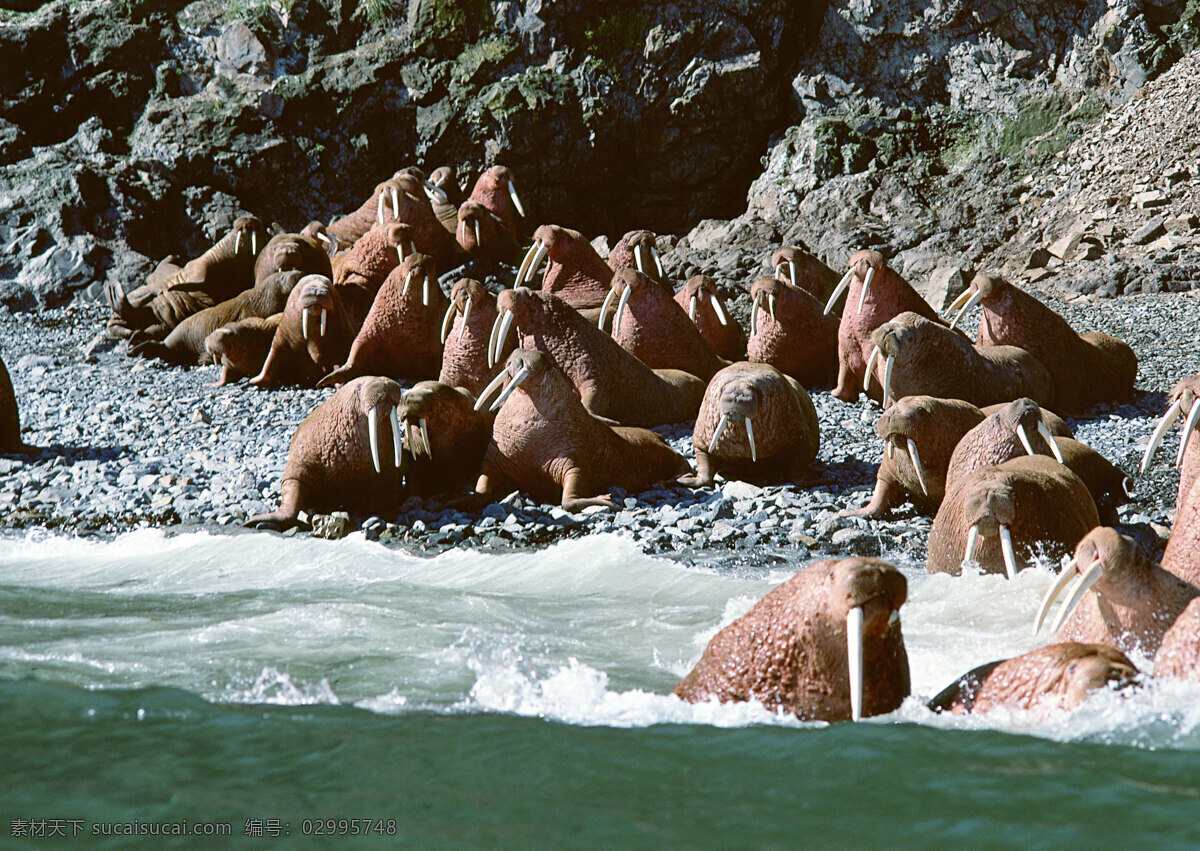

2,529,1198,846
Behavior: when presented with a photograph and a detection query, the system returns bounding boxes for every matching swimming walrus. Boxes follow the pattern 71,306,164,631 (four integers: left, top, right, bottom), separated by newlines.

205,314,282,387
674,275,745,362
679,362,820,488
745,275,839,389
673,557,910,722
1153,597,1200,682
250,276,354,388
488,287,706,427
513,225,614,311
438,279,514,399
947,273,1137,415
473,349,692,510
330,222,412,329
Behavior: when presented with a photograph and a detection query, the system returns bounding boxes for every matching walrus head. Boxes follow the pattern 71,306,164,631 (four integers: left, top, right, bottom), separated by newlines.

680,274,730,327
488,287,541,368
747,277,787,340
300,221,339,257
990,398,1065,463
770,245,837,303
456,200,506,254
474,348,570,415
347,376,406,476
514,224,588,287
256,232,329,279
823,248,886,315
610,230,663,278
946,272,1011,329
705,374,764,461
391,252,438,308
475,164,525,218
874,395,950,497
1141,373,1200,473
392,380,479,466
961,475,1019,578
441,278,490,344
291,275,340,341
862,314,926,408
599,268,659,336
232,216,270,258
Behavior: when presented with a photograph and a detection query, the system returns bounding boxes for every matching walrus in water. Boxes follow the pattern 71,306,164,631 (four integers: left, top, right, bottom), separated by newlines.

769,245,841,309
927,455,1099,579
1032,527,1199,658
330,222,412,329
607,230,665,279
673,557,910,722
205,315,281,387
824,249,945,402
245,376,407,530
251,276,354,388
946,273,1137,414
674,275,745,362
1154,598,1200,682
679,363,820,488
928,644,1139,716
513,225,614,311
438,279,514,398
745,276,839,388
473,349,692,510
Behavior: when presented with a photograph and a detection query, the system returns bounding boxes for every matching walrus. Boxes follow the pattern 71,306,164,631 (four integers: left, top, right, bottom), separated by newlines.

824,250,945,401
426,165,464,234
245,376,407,530
674,275,745,361
1153,597,1200,681
488,287,706,427
299,220,340,257
250,276,354,388
251,231,333,287
326,178,407,247
862,312,1054,409
947,273,1138,414
455,200,523,264
679,363,820,488
127,270,303,366
205,314,281,387
928,643,1139,715
607,230,665,279
317,253,448,388
745,276,839,389
391,381,493,497
514,225,613,310
927,455,1100,578
465,164,525,238
601,268,726,380
330,222,412,329
339,175,462,273
1032,527,1199,658
438,279,514,398
473,349,692,510
673,558,910,722
0,350,32,452
1140,373,1200,505
770,245,841,309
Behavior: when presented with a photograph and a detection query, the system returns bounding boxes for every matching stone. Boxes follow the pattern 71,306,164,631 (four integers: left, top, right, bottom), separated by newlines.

1047,232,1083,261
1026,248,1052,269
1129,216,1167,245
1132,190,1168,209
721,480,763,500
915,263,969,312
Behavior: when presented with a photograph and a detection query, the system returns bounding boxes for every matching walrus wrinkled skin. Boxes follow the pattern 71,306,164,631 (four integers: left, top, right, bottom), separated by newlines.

466,164,525,239
128,270,303,366
927,455,1100,578
205,315,281,387
330,222,412,329
326,178,407,247
474,349,692,510
745,276,839,389
392,381,492,497
770,245,841,308
928,643,1138,716
246,376,407,531
607,230,665,279
0,350,31,452
514,225,614,310
427,165,464,234
1033,527,1199,658
955,273,1137,415
342,176,462,273
251,277,354,388
828,250,944,402
603,268,726,380
680,363,820,488
455,200,523,264
318,253,448,387
1140,373,1200,507
438,279,514,398
252,231,333,288
863,312,1054,409
674,275,745,361
1153,597,1200,681
673,558,910,722
490,288,706,427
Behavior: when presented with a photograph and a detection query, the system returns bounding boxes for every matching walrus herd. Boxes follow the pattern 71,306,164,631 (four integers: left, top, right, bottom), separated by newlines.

1,160,1193,722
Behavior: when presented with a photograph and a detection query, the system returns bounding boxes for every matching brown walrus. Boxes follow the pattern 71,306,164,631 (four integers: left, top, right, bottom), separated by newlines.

1140,373,1200,505
438,279,514,399
673,275,745,362
455,200,523,264
0,350,32,452
250,276,354,388
330,222,412,329
1032,527,1200,658
745,276,839,389
607,230,665,279
317,253,448,387
1153,597,1200,681
205,315,282,387
948,273,1138,415
326,178,407,248
391,381,493,498
251,231,333,287
825,249,945,402
514,225,613,311
928,643,1139,715
473,349,692,510
489,287,706,427
245,376,407,530
927,455,1100,578
602,268,726,380
862,312,1054,409
770,245,841,309
465,164,525,239
426,165,464,234
673,557,910,722
679,363,820,488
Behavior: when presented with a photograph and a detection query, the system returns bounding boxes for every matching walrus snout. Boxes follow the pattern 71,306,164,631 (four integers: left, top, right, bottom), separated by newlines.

832,558,908,618
717,381,759,421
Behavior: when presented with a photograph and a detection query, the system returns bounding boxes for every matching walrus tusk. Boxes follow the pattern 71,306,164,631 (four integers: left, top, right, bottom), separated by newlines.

1140,398,1182,472
768,293,776,320
688,294,697,322
474,220,481,248
457,219,466,246
401,270,413,298
651,246,664,279
424,179,448,204
950,289,983,331
788,262,796,290
302,308,310,340
709,292,727,326
368,405,382,475
235,231,243,255
882,353,895,408
750,292,760,338
634,244,646,274
491,310,514,367
1034,558,1081,635
964,525,979,565
598,287,618,330
856,266,875,314
486,312,503,369
1016,422,1036,457
516,241,547,287
745,417,757,463
864,345,881,392
847,605,864,723
489,364,530,412
999,524,1018,580
459,297,472,342
319,308,326,337
390,406,403,467
440,301,457,344
377,192,387,225
824,270,852,315
1037,421,1063,463
1122,477,1136,499
422,272,430,307
907,438,927,496
419,417,431,459
613,284,632,336
886,438,894,461
391,187,400,220
774,262,784,281
1050,557,1105,633
397,246,406,266
708,413,730,454
1176,397,1200,468
507,179,525,218
475,370,508,411
945,287,972,317
251,231,257,256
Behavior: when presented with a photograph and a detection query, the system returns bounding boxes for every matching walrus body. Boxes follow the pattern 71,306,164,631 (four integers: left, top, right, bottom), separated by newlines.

746,276,839,389
455,200,522,264
465,165,524,239
392,381,492,497
607,230,664,279
516,225,613,310
673,558,910,722
330,223,411,329
438,279,512,398
1154,598,1200,681
205,315,281,386
770,245,841,308
377,175,463,272
0,350,29,451
251,231,333,287
251,277,354,388
674,275,745,361
327,179,406,248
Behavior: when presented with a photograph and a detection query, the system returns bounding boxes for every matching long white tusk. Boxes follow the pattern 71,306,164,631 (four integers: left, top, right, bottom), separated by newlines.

390,406,402,467
886,438,894,461
235,231,243,255
515,241,539,286
634,244,646,274
824,270,852,315
397,245,406,266
1034,559,1080,635
768,293,777,320
419,417,431,459
302,308,310,340
1141,399,1182,473
486,312,502,368
251,231,257,256
847,606,864,723
651,246,664,279
508,179,525,218
441,301,458,344
474,369,508,411
907,439,927,496
459,296,472,342
474,220,481,248
424,179,447,204
1050,557,1105,633
788,261,796,290
1016,422,1036,457
457,218,466,246
368,405,382,475
710,292,728,326
688,294,697,322
745,417,757,463
882,354,895,408
391,186,400,219
950,289,983,331
944,287,972,318
489,364,530,412
708,413,730,454
750,292,760,338
1176,397,1200,468
864,345,881,392
492,310,514,367
422,272,430,307
999,524,1018,580
856,266,875,314
1037,421,1063,463
320,308,326,337
774,262,784,280
516,241,547,287
613,284,632,336
598,287,618,330
377,192,386,225
402,270,413,298
964,525,979,565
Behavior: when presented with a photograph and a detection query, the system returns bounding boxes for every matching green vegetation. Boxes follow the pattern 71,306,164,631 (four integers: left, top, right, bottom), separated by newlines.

353,0,396,27
223,0,284,28
583,9,646,58
996,92,1106,168
1167,0,1200,54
